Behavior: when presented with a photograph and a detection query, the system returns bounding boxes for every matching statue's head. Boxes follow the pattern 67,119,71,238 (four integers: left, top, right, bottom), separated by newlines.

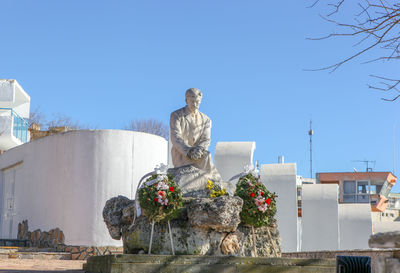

185,88,202,112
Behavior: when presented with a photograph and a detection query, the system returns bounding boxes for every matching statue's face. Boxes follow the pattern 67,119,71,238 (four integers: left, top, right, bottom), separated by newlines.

186,94,202,112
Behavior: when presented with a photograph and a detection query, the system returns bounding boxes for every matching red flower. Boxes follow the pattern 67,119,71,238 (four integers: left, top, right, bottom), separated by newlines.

250,193,255,198
169,186,175,192
158,191,166,198
266,198,271,205
260,192,264,196
154,198,158,202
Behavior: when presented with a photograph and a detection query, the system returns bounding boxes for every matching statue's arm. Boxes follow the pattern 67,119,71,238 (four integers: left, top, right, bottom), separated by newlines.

197,118,211,150
170,112,191,155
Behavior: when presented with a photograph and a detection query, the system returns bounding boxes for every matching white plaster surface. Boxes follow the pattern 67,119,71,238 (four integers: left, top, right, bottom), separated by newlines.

0,80,14,102
373,222,400,233
260,163,298,252
301,184,339,251
0,80,30,118
214,142,255,183
0,130,167,246
338,204,372,250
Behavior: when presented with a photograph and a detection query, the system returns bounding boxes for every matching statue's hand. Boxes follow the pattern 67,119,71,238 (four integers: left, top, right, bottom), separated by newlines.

188,146,205,160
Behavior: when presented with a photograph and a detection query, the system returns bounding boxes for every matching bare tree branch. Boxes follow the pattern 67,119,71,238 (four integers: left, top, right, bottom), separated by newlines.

28,107,93,130
309,0,400,101
28,106,46,128
124,119,169,140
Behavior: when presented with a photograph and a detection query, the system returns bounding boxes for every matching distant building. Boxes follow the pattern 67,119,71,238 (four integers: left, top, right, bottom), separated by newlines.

0,79,30,150
388,192,400,210
317,172,397,212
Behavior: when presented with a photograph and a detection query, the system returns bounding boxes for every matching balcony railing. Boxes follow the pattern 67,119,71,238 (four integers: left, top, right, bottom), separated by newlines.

0,108,28,143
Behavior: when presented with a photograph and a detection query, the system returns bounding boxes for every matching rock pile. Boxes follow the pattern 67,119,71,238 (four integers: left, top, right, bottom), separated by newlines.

103,195,281,257
17,220,65,248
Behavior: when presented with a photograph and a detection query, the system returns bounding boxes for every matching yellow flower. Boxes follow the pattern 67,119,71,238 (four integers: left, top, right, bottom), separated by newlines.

207,180,213,190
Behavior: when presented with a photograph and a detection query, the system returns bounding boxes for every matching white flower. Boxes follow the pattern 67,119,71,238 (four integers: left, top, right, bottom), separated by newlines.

251,168,259,178
156,181,169,190
154,163,168,175
257,204,268,213
243,164,259,178
243,165,253,174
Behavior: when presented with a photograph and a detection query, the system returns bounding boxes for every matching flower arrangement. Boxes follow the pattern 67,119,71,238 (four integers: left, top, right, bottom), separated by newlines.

138,172,183,222
207,180,227,198
234,172,277,228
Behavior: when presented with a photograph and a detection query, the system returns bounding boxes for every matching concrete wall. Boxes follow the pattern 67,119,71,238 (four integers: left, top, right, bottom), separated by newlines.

215,142,256,184
260,163,298,252
339,204,372,250
373,222,400,233
301,184,339,251
0,130,168,246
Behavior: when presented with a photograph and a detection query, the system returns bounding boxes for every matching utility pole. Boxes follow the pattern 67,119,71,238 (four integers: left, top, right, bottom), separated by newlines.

308,120,314,178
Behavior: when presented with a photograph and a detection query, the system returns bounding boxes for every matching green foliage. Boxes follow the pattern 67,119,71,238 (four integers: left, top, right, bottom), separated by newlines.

138,173,183,222
234,173,277,228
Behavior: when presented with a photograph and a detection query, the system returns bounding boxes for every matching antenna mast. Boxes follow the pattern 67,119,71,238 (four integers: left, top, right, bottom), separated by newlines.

308,120,314,178
353,160,376,172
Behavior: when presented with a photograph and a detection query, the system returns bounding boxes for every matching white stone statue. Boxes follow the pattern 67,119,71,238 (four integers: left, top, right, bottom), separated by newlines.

170,88,214,171
169,88,229,195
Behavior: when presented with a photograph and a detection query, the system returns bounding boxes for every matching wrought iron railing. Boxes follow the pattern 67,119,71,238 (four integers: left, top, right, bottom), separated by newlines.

0,108,28,143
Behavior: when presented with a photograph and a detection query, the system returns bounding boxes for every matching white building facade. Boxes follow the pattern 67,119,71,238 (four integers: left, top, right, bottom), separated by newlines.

0,80,30,150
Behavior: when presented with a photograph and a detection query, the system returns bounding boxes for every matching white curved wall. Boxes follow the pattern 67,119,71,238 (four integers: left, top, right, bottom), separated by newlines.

260,163,298,252
0,130,167,246
214,142,256,183
339,204,372,250
302,184,339,251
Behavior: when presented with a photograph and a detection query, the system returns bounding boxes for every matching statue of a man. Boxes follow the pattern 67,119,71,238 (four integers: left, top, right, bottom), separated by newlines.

170,88,215,172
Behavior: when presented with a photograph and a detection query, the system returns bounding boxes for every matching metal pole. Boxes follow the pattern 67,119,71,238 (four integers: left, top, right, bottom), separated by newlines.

308,120,314,178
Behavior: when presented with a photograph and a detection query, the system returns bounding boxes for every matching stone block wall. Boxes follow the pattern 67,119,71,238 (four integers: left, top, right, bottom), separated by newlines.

283,249,400,273
59,245,123,260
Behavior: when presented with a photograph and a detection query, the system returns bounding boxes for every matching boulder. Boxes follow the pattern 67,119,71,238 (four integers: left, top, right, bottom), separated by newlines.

168,165,234,197
187,196,243,232
119,196,281,257
102,195,135,240
221,230,243,255
369,231,400,248
103,194,281,257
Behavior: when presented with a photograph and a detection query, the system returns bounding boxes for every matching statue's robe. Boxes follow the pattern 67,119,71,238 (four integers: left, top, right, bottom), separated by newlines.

170,106,213,171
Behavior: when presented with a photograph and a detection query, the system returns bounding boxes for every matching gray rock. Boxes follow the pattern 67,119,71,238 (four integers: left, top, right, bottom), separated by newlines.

187,196,243,232
122,197,281,257
124,213,281,257
369,231,400,248
102,195,135,240
221,230,244,255
17,220,64,248
237,223,281,257
168,165,235,197
168,165,214,197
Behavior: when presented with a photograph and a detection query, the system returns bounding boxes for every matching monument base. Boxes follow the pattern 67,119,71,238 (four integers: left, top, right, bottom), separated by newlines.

83,254,336,273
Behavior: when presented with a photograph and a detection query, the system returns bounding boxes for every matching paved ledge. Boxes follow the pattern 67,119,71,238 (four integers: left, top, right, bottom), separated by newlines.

84,254,336,273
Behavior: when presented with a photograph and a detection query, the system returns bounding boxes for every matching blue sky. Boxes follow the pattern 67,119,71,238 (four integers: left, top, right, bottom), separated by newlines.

1,1,400,191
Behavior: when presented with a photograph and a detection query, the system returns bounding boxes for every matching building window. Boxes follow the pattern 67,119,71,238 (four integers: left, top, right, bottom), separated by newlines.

380,181,393,198
343,180,370,203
